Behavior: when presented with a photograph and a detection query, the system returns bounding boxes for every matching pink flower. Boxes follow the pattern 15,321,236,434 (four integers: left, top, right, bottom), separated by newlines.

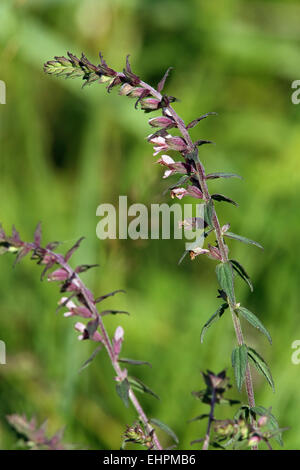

59,297,92,318
157,155,176,178
48,268,69,282
189,248,210,260
156,154,192,178
171,186,203,200
149,135,170,156
248,435,262,447
74,321,102,342
149,134,188,157
170,187,188,200
112,326,124,356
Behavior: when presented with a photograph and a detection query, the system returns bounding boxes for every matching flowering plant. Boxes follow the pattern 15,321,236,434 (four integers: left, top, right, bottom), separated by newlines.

0,51,283,450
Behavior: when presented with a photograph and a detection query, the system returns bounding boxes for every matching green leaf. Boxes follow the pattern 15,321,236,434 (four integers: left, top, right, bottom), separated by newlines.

149,418,178,444
200,303,228,343
128,376,159,400
223,232,263,250
178,250,189,266
188,414,210,422
216,262,235,304
230,259,253,292
234,405,250,421
185,149,199,162
247,348,275,392
204,199,214,227
116,379,130,408
78,345,102,373
236,306,272,344
206,172,242,180
211,193,238,206
119,358,152,367
251,406,283,446
232,344,248,391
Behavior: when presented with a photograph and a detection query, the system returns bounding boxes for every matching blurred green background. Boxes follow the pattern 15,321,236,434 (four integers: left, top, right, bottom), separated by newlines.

0,0,300,450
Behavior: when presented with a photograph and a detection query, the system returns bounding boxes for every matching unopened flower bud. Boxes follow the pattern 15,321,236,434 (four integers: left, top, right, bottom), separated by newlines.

119,83,134,96
140,98,160,111
113,326,124,356
148,116,175,128
128,87,147,98
258,415,268,427
48,268,69,282
248,435,262,447
221,223,230,234
165,136,187,152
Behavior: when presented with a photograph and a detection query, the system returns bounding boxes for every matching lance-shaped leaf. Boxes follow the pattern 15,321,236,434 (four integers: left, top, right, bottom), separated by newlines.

185,148,198,163
100,309,129,317
75,264,99,273
186,112,217,129
206,172,242,180
46,241,61,251
236,306,272,344
216,262,235,304
247,347,275,392
231,344,248,391
79,345,103,373
149,418,178,444
34,222,42,246
13,245,33,266
204,199,214,227
123,55,140,86
157,67,173,93
64,237,85,262
94,289,125,303
223,231,263,250
188,414,210,422
177,250,188,265
250,406,283,446
194,139,215,147
85,316,100,339
128,376,159,400
11,225,21,244
116,378,130,408
230,259,253,292
200,303,228,343
119,358,152,368
212,194,238,206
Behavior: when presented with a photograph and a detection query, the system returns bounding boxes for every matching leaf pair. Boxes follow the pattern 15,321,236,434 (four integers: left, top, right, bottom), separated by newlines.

116,376,160,409
216,262,235,304
215,260,254,302
232,344,274,392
